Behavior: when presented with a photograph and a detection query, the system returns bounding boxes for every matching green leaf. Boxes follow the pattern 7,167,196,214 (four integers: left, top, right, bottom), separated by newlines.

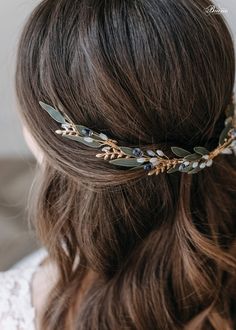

184,153,202,161
219,123,231,145
180,164,193,173
119,147,134,156
128,165,145,171
63,134,101,148
167,165,180,173
171,147,191,157
75,125,91,135
109,158,140,167
39,101,66,124
187,167,203,174
193,146,210,155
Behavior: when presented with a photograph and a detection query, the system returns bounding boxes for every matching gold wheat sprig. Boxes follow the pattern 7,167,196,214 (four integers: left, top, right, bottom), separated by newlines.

39,101,236,176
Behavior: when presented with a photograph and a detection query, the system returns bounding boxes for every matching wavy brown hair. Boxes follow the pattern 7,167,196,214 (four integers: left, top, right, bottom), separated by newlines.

15,0,236,329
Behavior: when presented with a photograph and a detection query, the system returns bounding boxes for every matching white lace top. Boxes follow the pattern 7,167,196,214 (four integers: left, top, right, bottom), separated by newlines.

0,249,48,330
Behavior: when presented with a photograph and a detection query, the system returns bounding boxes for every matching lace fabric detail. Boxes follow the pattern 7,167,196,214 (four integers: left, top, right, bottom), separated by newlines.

0,249,48,330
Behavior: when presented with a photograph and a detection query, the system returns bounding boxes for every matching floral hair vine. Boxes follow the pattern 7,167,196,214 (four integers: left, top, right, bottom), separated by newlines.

39,98,236,176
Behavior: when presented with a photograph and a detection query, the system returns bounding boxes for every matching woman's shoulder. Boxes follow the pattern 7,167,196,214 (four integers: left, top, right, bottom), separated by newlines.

0,248,50,330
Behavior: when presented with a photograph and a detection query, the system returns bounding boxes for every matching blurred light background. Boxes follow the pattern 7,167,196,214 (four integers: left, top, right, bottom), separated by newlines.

0,0,41,270
0,0,235,270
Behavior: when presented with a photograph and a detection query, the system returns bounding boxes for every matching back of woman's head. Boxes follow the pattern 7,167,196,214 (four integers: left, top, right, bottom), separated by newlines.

15,0,236,329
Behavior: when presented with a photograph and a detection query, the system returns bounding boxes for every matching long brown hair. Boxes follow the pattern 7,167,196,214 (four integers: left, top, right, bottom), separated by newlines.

15,0,236,329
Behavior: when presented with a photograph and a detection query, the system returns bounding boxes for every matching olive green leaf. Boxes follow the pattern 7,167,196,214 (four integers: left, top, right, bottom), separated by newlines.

63,134,101,148
180,164,194,173
219,123,232,145
184,153,202,161
171,147,191,157
39,101,66,124
109,158,140,167
193,147,210,155
119,147,134,157
128,164,146,171
75,125,91,135
187,167,203,174
167,165,180,173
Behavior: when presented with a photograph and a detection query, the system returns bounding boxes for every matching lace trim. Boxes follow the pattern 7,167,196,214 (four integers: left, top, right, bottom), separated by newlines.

0,249,48,330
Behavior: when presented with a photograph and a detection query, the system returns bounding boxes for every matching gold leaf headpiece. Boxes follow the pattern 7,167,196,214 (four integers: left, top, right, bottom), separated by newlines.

39,98,236,176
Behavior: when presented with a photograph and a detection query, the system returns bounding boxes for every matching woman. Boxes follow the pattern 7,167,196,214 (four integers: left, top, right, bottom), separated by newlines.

0,0,236,329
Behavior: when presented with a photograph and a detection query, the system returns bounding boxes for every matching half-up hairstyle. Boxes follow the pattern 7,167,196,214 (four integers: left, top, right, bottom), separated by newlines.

15,0,236,329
